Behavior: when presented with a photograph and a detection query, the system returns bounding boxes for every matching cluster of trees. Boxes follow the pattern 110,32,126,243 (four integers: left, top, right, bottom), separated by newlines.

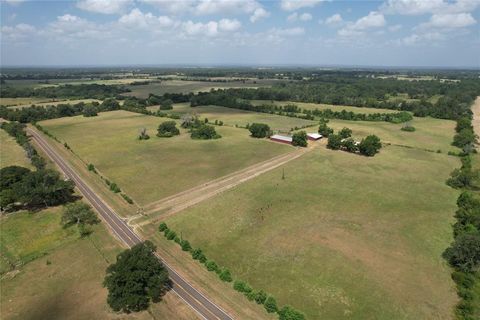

0,166,75,212
447,156,480,190
443,191,480,319
157,121,180,137
61,202,100,237
1,84,129,99
191,124,221,140
453,116,478,153
103,241,169,313
248,123,271,138
1,122,45,169
158,222,305,320
326,124,382,156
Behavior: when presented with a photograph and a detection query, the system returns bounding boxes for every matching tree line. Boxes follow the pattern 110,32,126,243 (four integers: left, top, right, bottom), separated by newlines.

1,84,129,99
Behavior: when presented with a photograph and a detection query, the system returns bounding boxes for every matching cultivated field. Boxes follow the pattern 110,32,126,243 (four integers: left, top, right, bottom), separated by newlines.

150,103,317,132
251,100,400,114
38,110,292,206
123,79,279,99
0,209,199,320
0,130,32,169
160,144,460,320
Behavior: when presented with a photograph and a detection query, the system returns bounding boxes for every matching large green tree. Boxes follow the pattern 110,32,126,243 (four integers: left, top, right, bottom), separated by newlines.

292,131,307,147
61,202,100,236
358,135,382,156
249,123,271,138
104,241,169,313
191,124,221,140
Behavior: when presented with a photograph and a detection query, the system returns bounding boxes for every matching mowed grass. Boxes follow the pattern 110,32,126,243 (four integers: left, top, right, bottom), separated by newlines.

0,130,33,169
150,103,317,132
123,79,278,99
252,100,400,114
164,145,460,319
0,208,200,320
327,117,457,153
39,110,292,206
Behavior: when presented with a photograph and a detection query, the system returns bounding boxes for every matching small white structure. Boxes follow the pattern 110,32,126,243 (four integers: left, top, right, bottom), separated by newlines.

270,134,293,144
307,133,322,141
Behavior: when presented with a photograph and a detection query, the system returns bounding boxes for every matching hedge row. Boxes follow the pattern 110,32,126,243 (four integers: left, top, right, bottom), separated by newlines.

158,222,306,320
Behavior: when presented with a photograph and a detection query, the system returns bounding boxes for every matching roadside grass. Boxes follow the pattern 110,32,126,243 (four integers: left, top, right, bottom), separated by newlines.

38,110,292,206
0,130,33,169
0,207,78,275
150,103,317,132
161,145,460,320
327,116,457,153
123,79,277,99
251,100,400,114
7,99,102,110
0,209,199,320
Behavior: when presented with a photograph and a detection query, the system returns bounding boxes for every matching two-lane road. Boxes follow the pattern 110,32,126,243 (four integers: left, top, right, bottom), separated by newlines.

27,127,233,320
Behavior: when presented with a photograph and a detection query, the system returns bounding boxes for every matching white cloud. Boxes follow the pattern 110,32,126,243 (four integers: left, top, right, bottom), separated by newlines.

271,27,305,36
394,31,445,46
338,11,386,37
1,23,36,41
77,0,133,14
381,0,480,15
218,18,241,31
421,12,477,29
325,13,343,26
250,8,270,23
195,0,260,15
181,18,241,37
280,0,325,11
288,12,312,22
139,0,196,14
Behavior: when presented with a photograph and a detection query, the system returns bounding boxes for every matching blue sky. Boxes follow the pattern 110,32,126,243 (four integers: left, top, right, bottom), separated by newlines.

1,0,479,67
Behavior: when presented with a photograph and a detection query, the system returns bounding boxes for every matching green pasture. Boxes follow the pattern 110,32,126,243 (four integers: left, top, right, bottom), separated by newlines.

0,129,32,169
150,103,317,132
251,100,400,114
163,145,460,320
39,110,292,206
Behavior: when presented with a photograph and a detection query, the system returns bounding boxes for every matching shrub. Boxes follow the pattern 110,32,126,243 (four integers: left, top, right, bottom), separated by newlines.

219,268,233,282
180,239,192,252
443,232,480,272
401,125,416,132
358,135,382,156
233,280,248,292
121,193,134,204
341,138,358,153
157,121,180,138
87,163,96,172
245,290,256,301
264,296,278,313
110,182,121,193
278,305,306,320
159,99,173,110
165,229,177,241
191,124,221,140
205,260,219,272
254,290,267,305
452,271,475,289
158,222,168,232
318,121,333,137
327,134,342,150
338,127,352,139
292,131,307,147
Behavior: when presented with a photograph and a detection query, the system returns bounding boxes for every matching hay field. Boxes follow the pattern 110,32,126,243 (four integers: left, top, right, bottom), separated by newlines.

39,110,292,206
161,145,460,320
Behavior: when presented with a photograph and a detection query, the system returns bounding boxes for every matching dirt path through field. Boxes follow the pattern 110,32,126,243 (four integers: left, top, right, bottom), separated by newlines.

131,141,320,226
472,96,480,145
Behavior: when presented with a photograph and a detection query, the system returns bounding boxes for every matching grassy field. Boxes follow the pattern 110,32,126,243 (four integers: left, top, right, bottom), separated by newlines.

0,130,33,169
161,145,460,319
39,110,292,206
252,100,400,114
8,99,102,109
326,116,457,153
0,208,200,320
123,79,279,99
0,97,61,106
150,103,317,132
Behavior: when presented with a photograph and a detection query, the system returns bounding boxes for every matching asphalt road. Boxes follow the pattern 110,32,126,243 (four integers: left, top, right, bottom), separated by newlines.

27,127,234,320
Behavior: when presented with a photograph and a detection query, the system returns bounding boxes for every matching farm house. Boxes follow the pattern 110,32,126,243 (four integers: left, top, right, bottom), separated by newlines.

307,133,322,141
270,134,293,144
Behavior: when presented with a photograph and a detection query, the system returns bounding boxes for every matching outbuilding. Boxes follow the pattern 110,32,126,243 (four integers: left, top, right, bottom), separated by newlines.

270,134,293,145
307,133,322,141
